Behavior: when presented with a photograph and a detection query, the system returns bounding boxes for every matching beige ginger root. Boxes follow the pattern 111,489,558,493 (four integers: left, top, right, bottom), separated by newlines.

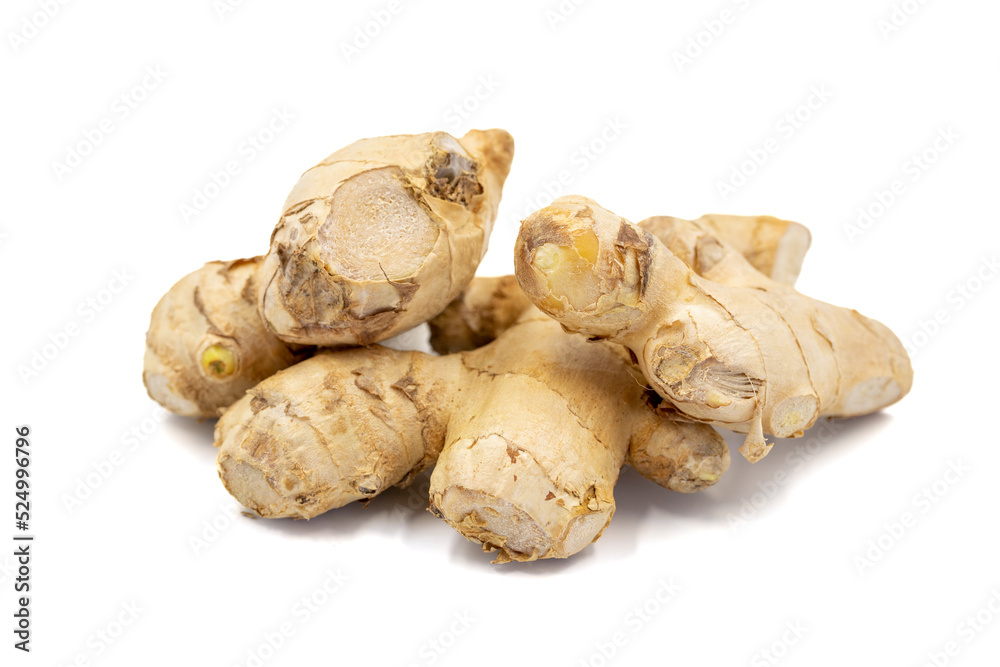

515,196,913,463
215,305,729,562
650,214,812,286
427,275,532,354
142,211,801,419
143,129,512,417
258,129,515,346
143,257,309,418
428,216,809,354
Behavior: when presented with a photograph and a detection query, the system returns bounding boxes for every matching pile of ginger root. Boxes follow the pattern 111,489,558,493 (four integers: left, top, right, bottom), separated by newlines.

144,128,913,563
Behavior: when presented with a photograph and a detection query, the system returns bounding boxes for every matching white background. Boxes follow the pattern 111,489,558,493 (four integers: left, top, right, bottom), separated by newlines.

3,0,999,665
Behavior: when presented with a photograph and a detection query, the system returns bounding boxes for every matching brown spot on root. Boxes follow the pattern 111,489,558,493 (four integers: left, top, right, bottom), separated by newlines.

391,358,449,470
631,453,678,487
192,286,226,337
515,215,579,301
273,242,420,344
240,271,258,305
352,368,385,399
424,148,483,207
693,235,726,275
244,430,280,467
506,442,519,464
545,492,556,500
390,375,419,397
249,394,268,414
520,215,577,256
294,492,317,506
615,222,655,296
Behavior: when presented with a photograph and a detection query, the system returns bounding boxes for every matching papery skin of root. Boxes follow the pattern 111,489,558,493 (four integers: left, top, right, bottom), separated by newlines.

258,129,515,347
142,212,803,418
214,306,729,562
427,275,532,354
143,257,309,417
215,345,448,518
639,214,811,287
514,196,914,463
428,219,806,355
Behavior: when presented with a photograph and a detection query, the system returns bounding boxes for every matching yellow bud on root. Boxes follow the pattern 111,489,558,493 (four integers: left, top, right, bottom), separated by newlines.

142,257,308,418
200,345,236,378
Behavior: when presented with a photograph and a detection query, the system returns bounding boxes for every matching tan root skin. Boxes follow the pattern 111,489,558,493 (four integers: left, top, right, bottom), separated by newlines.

143,257,308,418
515,196,913,463
427,275,532,354
215,303,729,563
429,217,809,353
258,129,515,347
639,214,811,287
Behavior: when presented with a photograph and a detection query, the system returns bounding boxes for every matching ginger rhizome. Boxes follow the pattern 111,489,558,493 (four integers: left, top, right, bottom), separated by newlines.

215,300,729,562
426,275,532,354
142,209,797,419
143,129,513,417
515,196,913,462
258,129,515,346
652,214,812,286
144,125,914,563
143,258,309,418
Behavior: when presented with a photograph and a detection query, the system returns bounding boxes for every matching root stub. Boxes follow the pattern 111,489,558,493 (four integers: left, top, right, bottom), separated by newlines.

431,485,611,564
515,196,913,462
258,129,515,347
